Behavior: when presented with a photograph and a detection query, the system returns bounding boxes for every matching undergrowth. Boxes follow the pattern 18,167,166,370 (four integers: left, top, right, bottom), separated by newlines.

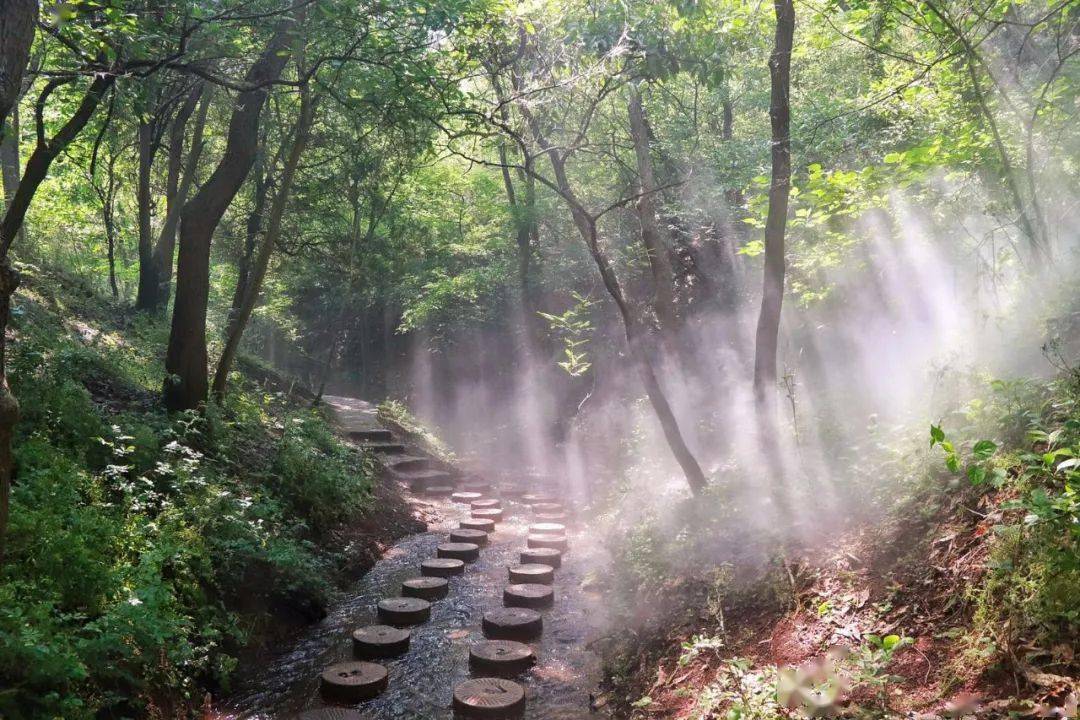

0,266,375,719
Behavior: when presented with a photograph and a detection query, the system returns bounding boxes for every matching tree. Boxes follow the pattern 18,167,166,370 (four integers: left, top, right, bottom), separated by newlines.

751,0,794,444
163,13,298,411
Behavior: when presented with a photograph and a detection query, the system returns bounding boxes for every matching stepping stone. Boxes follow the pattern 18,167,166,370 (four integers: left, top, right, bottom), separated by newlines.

527,533,567,551
450,528,489,546
438,542,481,562
469,640,536,677
535,512,568,522
294,710,365,720
521,494,553,505
352,625,410,659
452,491,483,503
531,502,563,514
471,498,501,509
453,677,526,718
504,583,554,609
471,508,503,522
422,558,465,577
319,661,388,703
402,576,449,601
520,547,561,568
529,522,566,535
402,469,455,490
508,563,554,585
377,597,431,625
424,485,455,496
482,608,543,641
461,480,493,492
460,518,496,532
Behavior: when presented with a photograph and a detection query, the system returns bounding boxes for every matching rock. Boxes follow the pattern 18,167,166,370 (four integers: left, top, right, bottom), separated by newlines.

402,576,450,601
469,640,536,677
352,625,411,659
319,661,388,703
471,508,504,522
520,547,562,568
482,608,543,641
508,564,554,585
503,583,554,609
377,597,432,625
526,533,567,551
460,518,496,532
422,558,466,577
437,542,481,562
450,528,489,546
452,678,526,718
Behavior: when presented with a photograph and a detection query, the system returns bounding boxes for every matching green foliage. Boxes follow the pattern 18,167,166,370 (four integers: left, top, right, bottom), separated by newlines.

538,292,597,377
0,272,374,718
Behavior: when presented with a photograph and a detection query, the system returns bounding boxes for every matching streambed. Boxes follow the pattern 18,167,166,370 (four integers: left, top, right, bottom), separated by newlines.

221,493,609,719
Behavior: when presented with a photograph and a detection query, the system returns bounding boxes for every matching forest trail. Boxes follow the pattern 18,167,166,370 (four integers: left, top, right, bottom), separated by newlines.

220,397,609,720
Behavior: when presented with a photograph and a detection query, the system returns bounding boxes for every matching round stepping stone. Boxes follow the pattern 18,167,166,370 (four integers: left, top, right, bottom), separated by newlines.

531,502,563,514
452,491,483,503
535,512,568,522
521,493,553,505
377,597,431,625
469,640,536,677
450,528,489,546
425,485,455,497
471,498,501,509
453,678,526,718
520,547,561,568
504,583,554,609
460,518,496,532
529,522,566,535
402,576,449,601
482,607,543,641
351,625,410,659
438,542,481,562
508,563,555,585
319,661,388,703
472,508,503,522
422,558,465,577
294,709,365,720
527,533,567,551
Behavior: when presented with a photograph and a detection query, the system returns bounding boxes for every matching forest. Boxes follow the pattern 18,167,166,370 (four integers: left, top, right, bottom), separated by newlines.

0,0,1078,718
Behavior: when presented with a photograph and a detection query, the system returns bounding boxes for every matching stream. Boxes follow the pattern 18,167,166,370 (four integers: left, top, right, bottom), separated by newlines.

221,491,609,719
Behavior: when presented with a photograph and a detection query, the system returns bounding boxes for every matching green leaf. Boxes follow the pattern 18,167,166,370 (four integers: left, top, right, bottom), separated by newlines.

972,440,997,460
930,424,944,446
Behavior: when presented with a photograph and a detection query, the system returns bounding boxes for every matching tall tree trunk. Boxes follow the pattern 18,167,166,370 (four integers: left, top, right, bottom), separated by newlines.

521,102,707,495
133,117,157,307
1,107,25,247
752,0,794,440
627,85,678,334
148,84,209,312
163,18,295,411
212,81,314,401
227,144,269,335
0,65,110,561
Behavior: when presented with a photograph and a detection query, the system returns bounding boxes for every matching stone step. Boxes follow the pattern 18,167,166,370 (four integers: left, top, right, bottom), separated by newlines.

360,442,407,455
389,455,431,473
398,469,456,490
349,428,394,444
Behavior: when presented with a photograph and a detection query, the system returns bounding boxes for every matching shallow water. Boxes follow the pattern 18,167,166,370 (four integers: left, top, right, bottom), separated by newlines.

221,493,608,720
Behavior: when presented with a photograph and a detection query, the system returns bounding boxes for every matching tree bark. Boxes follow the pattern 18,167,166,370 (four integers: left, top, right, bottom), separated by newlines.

1,106,25,247
147,84,209,312
163,17,295,411
212,80,315,401
627,85,678,334
752,0,794,439
227,143,269,335
133,116,157,307
0,1,36,127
